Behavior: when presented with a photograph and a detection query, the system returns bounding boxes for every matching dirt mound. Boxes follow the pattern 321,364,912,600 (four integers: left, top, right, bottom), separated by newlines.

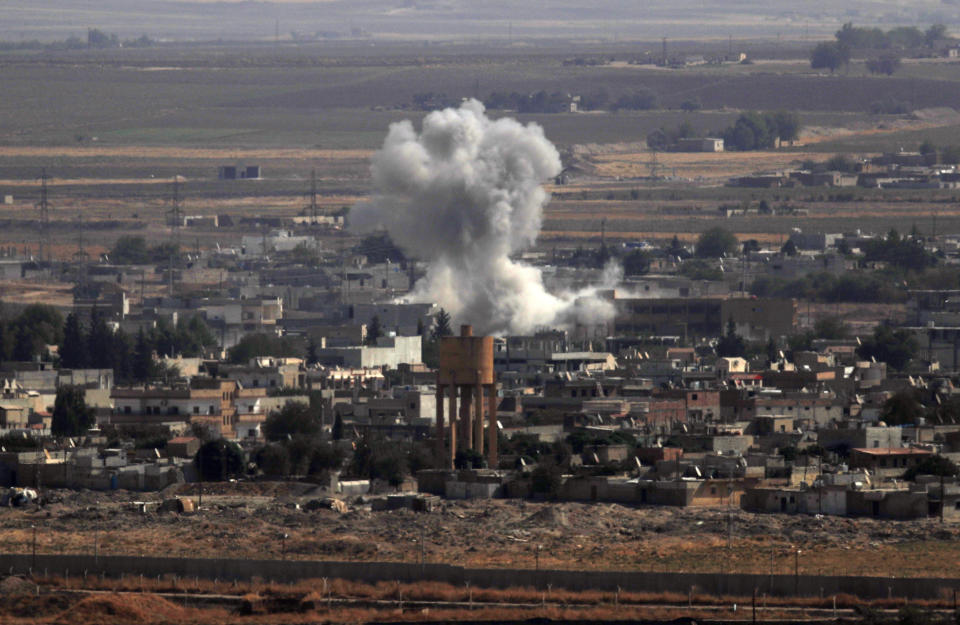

55,593,184,625
0,576,36,596
522,507,570,528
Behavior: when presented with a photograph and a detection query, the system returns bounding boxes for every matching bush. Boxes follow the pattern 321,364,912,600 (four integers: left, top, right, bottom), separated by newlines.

195,440,244,481
530,464,563,499
694,227,738,258
262,402,320,441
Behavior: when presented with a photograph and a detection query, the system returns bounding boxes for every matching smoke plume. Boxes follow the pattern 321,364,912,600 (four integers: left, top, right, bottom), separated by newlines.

350,100,616,335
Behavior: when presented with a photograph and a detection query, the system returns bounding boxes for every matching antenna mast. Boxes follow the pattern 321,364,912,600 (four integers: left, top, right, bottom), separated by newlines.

36,169,51,262
167,176,183,295
310,168,318,221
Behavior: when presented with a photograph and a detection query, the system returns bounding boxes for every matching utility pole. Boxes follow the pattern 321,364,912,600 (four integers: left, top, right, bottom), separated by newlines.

36,169,51,263
167,177,183,296
309,168,318,221
73,211,89,294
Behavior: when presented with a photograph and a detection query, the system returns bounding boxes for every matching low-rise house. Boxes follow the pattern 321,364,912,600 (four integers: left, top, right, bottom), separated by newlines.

848,447,933,476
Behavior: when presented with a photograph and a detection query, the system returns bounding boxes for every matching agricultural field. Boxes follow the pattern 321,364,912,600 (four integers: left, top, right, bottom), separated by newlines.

2,40,960,261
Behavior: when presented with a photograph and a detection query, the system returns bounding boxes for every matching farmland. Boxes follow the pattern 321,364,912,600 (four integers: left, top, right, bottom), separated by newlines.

1,39,960,272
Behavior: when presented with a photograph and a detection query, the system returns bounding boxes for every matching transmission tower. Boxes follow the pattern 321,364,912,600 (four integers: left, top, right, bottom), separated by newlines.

648,149,662,179
72,210,89,294
35,169,51,262
166,176,183,295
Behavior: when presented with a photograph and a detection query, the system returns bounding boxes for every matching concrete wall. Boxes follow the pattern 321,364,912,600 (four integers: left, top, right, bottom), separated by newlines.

1,554,957,600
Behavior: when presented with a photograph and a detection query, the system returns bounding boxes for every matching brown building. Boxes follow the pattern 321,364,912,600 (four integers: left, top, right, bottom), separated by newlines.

109,380,267,439
614,296,796,342
849,448,933,473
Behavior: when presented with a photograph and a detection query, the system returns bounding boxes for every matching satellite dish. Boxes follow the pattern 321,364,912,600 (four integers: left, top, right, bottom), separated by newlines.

519,457,527,467
693,466,702,477
635,457,642,469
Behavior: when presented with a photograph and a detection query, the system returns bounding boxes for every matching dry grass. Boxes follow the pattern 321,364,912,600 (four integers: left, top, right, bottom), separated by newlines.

590,151,831,180
0,147,372,160
30,574,960,610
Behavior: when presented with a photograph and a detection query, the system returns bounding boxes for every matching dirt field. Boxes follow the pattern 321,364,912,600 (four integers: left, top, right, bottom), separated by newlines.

2,482,959,579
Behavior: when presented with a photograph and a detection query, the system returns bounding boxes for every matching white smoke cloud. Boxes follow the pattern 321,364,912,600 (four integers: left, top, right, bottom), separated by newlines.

350,99,618,335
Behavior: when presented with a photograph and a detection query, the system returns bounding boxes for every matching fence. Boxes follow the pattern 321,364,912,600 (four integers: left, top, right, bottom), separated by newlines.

0,553,956,601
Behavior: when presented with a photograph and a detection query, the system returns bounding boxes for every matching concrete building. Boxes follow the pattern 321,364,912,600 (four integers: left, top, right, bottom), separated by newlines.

613,296,796,342
314,335,422,368
109,380,267,438
819,426,903,453
675,137,724,153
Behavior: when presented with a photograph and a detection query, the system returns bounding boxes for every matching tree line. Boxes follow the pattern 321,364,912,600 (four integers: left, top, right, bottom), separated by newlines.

58,309,218,384
647,111,800,152
811,22,949,74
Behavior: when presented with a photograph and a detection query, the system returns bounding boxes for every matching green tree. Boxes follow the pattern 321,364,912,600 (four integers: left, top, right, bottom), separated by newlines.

695,227,739,258
857,324,918,371
132,328,155,382
332,413,344,441
715,318,746,358
305,337,319,366
432,308,452,340
622,249,651,275
51,385,94,437
814,316,849,339
12,326,35,362
109,235,150,264
866,54,901,75
765,338,779,363
112,329,134,384
195,439,244,481
0,323,9,364
880,388,926,426
254,443,291,477
770,111,801,144
87,308,115,369
903,455,958,481
941,146,960,165
308,441,345,474
861,229,937,271
366,315,382,346
666,235,689,259
925,24,948,48
10,304,64,361
263,402,320,441
810,41,850,72
531,463,563,499
678,259,723,281
227,333,299,364
59,313,87,369
174,315,218,357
